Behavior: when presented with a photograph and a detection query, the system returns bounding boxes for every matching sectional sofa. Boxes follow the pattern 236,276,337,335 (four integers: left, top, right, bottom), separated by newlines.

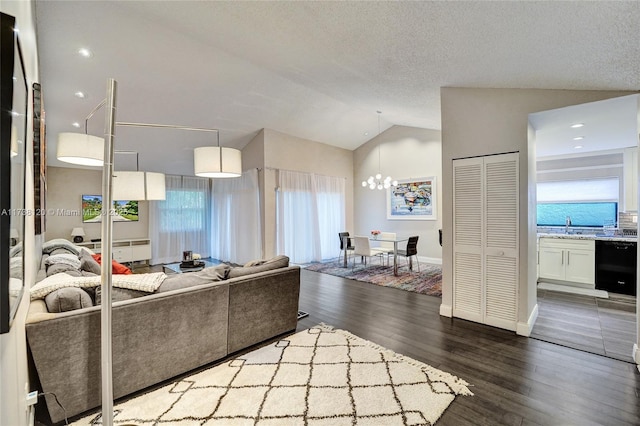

25,244,300,424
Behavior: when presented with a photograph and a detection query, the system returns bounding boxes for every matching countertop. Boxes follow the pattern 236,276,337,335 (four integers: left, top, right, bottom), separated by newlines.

537,232,637,242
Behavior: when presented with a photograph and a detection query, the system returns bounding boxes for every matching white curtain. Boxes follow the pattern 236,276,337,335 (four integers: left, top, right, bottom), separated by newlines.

150,175,212,264
210,169,261,264
277,170,345,263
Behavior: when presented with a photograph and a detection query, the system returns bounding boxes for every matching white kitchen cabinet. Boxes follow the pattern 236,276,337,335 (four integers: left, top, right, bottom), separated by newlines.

453,153,519,332
538,237,595,285
623,147,637,212
538,246,564,281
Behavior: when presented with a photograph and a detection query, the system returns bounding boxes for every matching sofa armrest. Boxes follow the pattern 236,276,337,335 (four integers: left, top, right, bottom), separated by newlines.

227,266,300,354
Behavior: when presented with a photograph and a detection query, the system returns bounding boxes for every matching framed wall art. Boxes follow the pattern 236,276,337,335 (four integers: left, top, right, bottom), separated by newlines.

387,177,437,220
33,82,46,234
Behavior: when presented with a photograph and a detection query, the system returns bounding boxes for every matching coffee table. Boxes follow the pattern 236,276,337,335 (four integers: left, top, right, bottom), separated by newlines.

163,259,221,274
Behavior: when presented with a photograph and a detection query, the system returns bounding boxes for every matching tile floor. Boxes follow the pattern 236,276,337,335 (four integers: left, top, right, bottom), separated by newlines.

531,288,636,363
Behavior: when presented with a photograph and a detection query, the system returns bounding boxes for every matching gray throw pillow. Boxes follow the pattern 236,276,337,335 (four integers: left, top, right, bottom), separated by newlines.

45,287,93,313
42,239,80,255
49,247,77,256
228,255,290,278
156,264,230,293
45,253,81,270
79,249,102,275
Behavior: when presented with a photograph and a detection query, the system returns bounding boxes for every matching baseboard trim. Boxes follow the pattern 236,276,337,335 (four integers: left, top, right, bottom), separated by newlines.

537,281,609,299
516,303,539,337
419,256,442,265
439,303,452,317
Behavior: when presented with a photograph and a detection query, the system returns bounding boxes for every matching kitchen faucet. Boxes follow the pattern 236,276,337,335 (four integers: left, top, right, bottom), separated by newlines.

565,216,572,233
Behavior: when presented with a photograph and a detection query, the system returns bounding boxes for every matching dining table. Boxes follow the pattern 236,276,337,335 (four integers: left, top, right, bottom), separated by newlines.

342,235,409,276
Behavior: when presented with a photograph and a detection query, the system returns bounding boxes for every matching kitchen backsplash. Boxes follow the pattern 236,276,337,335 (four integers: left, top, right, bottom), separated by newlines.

619,211,638,230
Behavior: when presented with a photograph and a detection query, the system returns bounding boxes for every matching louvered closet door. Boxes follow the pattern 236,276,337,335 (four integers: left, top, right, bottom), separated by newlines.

484,153,518,331
452,153,519,332
452,157,484,323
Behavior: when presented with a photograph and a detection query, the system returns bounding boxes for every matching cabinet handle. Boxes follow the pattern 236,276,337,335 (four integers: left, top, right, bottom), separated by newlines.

567,251,570,265
561,251,564,265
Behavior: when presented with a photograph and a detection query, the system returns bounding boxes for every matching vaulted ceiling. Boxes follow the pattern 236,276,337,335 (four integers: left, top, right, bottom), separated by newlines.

34,1,640,175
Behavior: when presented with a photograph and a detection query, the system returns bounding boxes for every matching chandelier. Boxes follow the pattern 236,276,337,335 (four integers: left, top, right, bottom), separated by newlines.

362,111,397,190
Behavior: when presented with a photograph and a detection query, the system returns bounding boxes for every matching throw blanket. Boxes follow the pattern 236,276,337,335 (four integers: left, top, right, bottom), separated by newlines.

30,272,167,300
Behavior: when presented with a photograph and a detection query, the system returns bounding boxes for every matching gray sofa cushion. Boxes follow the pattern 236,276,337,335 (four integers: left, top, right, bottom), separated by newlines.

46,263,79,277
95,286,149,304
44,287,93,313
228,255,290,278
156,264,231,293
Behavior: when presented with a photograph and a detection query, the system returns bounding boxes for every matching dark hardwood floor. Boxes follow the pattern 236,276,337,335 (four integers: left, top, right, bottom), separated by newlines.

297,269,640,426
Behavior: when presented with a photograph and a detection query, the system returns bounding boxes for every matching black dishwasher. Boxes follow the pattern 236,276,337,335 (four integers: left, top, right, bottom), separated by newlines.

595,240,637,296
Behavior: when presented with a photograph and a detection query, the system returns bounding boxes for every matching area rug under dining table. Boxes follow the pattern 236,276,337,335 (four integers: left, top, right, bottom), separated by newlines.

304,261,442,297
72,324,472,425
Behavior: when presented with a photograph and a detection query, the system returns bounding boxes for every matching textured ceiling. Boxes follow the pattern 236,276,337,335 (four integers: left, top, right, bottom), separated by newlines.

34,1,640,175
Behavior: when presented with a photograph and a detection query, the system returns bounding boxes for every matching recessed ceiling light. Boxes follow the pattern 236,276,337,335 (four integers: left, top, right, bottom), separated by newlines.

72,122,81,128
571,123,584,128
573,136,584,141
78,48,93,58
574,145,583,149
364,132,369,136
74,91,86,99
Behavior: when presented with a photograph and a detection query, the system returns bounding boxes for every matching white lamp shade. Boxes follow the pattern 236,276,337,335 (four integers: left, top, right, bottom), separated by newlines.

194,146,242,178
113,171,146,200
71,227,85,237
145,172,166,200
57,133,104,166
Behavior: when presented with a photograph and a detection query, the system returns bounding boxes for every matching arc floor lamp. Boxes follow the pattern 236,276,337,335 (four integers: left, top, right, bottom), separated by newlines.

57,78,241,426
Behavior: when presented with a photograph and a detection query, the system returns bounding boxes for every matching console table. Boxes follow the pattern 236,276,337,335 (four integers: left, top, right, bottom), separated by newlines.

77,238,152,265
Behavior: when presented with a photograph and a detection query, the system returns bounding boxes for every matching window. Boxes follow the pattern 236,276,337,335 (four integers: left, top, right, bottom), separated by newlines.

150,175,211,264
537,202,618,227
276,170,346,263
158,190,207,232
536,178,619,227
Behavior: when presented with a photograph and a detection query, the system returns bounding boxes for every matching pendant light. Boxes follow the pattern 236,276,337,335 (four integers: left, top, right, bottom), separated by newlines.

57,132,104,166
194,131,242,178
362,111,398,190
112,152,166,200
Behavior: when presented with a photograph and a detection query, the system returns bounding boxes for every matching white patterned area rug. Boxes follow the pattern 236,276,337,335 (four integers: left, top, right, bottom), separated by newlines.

74,324,472,425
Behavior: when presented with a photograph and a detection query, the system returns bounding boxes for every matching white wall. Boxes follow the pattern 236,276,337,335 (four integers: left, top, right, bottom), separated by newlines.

440,87,637,336
353,125,442,263
46,166,150,241
0,2,39,425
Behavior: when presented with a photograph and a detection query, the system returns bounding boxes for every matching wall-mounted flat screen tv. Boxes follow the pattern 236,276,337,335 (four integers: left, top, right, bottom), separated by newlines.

82,195,139,223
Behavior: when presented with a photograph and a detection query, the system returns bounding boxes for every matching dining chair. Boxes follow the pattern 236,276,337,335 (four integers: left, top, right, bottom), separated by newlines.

397,235,420,272
352,236,385,269
376,232,396,265
338,232,354,263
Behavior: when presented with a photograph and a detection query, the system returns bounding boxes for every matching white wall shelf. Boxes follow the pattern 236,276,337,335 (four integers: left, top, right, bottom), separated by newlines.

77,238,151,264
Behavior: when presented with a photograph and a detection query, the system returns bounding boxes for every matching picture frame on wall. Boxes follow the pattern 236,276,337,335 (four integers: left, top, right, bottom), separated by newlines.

387,177,437,220
33,82,46,234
